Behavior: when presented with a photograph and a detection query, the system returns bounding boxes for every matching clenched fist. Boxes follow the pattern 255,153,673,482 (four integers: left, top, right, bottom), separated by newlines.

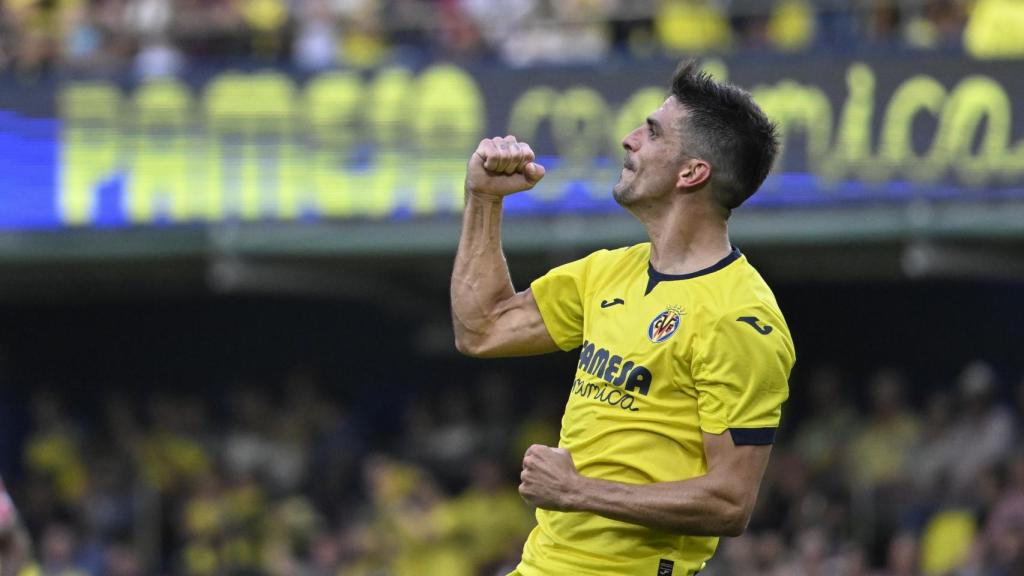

466,135,546,199
519,444,582,511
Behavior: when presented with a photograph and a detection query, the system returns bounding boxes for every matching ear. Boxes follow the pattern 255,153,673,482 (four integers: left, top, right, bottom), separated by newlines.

676,158,711,190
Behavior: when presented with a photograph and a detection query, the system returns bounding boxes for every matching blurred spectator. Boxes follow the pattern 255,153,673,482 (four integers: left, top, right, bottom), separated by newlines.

292,0,337,70
881,531,919,576
792,365,859,480
845,368,920,563
944,361,1014,496
907,362,1015,508
223,387,308,494
238,0,289,58
435,459,533,572
137,395,212,496
0,0,1009,74
334,0,389,68
846,367,920,491
981,453,1024,573
903,0,965,50
919,508,976,575
766,0,816,52
23,392,88,513
60,1,104,69
908,390,955,498
38,521,88,576
516,0,615,66
431,0,487,61
417,386,482,485
460,0,538,64
655,0,732,54
133,38,184,79
178,472,266,575
103,541,142,576
964,0,1024,58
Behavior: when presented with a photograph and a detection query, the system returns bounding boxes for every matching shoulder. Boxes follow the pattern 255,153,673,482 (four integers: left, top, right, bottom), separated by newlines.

696,254,786,325
690,256,794,363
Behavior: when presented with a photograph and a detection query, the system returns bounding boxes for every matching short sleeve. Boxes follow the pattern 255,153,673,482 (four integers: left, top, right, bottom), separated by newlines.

692,306,795,444
529,251,602,351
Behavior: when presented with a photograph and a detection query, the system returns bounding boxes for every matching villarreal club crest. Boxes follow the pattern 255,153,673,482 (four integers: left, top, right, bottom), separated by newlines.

648,306,684,344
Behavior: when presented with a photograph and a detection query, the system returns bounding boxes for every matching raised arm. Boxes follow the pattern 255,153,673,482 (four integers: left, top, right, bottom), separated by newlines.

451,136,558,358
519,432,772,537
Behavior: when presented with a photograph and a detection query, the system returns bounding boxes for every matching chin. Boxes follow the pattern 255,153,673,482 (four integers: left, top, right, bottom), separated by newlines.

613,184,635,207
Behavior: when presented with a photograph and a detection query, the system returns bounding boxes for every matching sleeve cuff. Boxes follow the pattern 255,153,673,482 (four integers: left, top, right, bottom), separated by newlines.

728,427,777,446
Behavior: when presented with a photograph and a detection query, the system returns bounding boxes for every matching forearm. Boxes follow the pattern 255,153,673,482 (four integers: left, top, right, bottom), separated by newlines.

450,190,515,349
567,474,750,537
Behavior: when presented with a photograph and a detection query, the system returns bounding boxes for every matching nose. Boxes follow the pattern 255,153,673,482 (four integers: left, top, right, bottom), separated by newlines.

622,126,641,152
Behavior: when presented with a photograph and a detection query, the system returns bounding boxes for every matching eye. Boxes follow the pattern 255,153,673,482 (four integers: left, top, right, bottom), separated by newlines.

647,126,656,139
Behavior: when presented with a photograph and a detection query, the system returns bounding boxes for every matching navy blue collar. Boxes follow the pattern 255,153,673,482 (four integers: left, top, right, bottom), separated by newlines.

645,247,741,295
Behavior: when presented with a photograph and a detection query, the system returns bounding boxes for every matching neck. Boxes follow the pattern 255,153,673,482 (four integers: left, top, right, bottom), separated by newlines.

635,195,731,275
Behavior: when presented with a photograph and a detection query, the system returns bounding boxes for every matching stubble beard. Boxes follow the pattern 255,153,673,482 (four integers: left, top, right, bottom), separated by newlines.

613,173,636,207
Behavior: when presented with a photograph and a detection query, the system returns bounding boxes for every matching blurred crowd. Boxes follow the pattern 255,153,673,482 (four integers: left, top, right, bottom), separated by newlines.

3,366,559,576
710,360,1024,576
3,358,1024,575
4,0,1020,78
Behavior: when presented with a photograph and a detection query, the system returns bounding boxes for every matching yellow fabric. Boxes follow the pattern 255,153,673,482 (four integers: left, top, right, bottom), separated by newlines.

390,500,474,576
240,0,287,31
521,244,794,576
767,0,816,51
341,32,389,69
24,432,87,504
514,418,561,467
439,487,535,566
138,433,211,492
655,0,732,53
920,509,976,575
847,414,920,487
964,0,1024,58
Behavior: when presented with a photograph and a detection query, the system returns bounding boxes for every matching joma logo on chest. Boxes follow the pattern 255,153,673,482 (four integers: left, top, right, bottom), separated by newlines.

577,340,653,396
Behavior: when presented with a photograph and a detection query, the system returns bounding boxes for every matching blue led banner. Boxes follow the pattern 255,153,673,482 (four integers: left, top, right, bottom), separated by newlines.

0,56,1022,230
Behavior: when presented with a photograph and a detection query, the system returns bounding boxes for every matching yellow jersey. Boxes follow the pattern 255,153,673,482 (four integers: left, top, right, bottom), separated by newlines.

516,243,795,576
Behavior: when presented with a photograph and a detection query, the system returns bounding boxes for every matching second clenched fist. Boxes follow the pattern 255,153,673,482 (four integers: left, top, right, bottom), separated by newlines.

466,135,546,199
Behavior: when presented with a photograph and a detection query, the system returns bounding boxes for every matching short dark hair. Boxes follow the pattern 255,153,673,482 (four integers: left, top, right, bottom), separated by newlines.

669,60,779,211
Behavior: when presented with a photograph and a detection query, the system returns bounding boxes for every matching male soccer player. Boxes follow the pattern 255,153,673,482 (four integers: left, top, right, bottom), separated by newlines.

450,61,795,575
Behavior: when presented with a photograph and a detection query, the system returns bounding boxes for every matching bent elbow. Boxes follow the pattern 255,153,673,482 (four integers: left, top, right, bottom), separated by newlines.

721,518,747,538
454,333,493,358
720,504,753,537
454,334,480,357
